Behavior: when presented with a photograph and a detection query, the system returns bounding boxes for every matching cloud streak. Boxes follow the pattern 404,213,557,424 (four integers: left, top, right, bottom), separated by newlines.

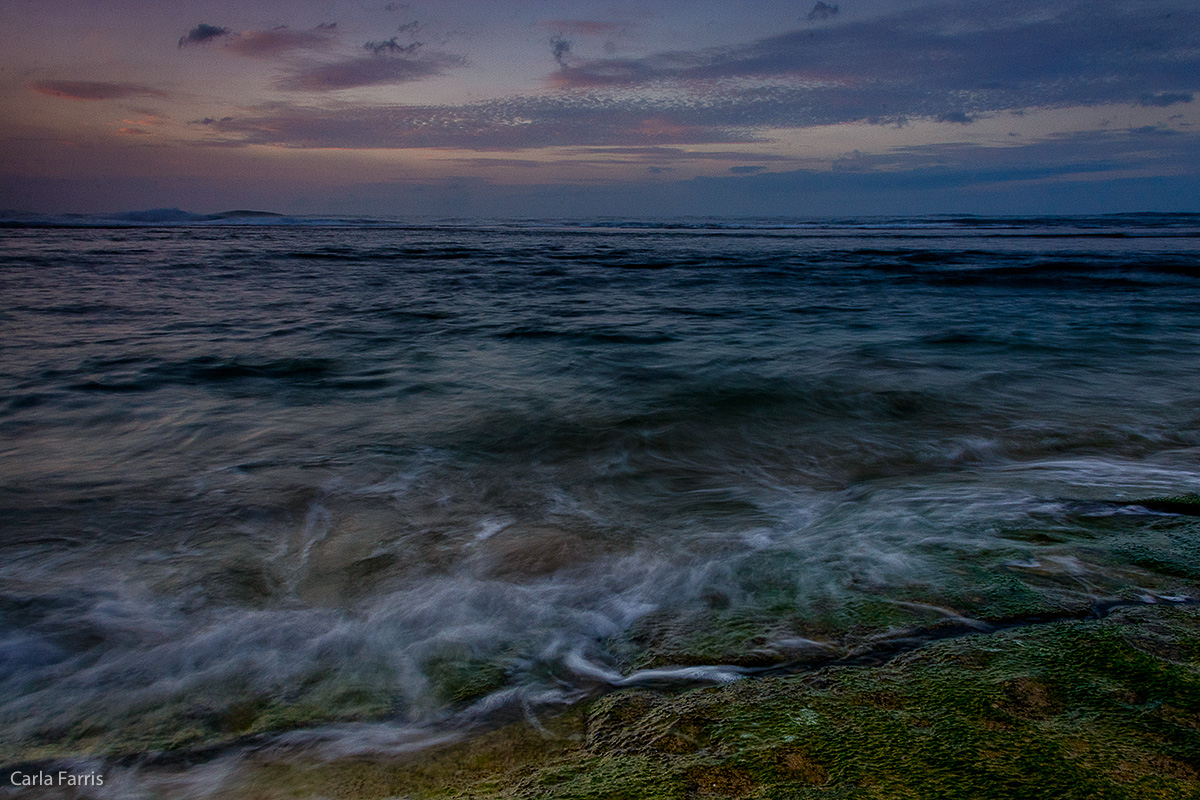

192,0,1198,151
825,126,1200,180
226,25,338,58
1139,92,1193,108
29,80,167,101
203,91,762,148
435,147,800,169
274,50,464,91
549,0,1200,122
276,126,1200,218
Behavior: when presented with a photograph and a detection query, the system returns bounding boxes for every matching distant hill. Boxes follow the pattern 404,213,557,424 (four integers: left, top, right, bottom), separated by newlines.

206,209,285,219
0,208,289,226
110,208,284,222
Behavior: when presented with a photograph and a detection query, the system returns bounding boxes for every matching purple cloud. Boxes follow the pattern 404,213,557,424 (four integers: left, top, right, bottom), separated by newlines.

203,93,761,148
363,37,422,56
826,125,1200,180
274,51,464,91
178,23,230,48
29,80,168,101
806,2,839,22
551,37,572,68
193,1,1200,149
546,0,1200,124
435,147,799,169
226,26,338,58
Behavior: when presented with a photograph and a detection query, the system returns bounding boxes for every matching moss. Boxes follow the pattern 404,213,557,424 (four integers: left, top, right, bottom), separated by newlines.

7,503,1200,793
235,706,587,800
625,571,1102,673
527,757,688,800
247,688,393,736
621,518,1193,673
0,673,398,766
1136,495,1200,515
166,605,1198,800
424,652,511,706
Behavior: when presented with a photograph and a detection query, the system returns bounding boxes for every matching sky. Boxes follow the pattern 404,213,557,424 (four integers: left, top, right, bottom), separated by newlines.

2,0,1198,217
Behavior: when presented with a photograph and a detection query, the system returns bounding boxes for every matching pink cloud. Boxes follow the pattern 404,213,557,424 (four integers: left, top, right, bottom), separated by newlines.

226,25,338,58
274,51,463,91
30,81,168,101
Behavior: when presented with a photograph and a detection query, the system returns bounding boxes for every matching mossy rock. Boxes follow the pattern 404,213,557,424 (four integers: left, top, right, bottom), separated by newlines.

191,604,1200,800
424,652,511,705
0,675,397,766
1135,494,1200,516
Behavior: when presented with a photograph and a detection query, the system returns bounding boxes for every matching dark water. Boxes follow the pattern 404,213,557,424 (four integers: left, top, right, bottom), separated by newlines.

1,215,1199,789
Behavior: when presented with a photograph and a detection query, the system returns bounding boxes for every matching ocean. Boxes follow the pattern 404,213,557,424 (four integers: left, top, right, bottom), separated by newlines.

1,214,1198,794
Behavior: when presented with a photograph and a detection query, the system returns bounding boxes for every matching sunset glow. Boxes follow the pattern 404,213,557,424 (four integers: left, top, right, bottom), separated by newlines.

2,0,1198,215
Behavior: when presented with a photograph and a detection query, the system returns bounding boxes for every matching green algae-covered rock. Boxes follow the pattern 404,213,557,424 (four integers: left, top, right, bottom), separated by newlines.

218,603,1200,800
1135,494,1200,516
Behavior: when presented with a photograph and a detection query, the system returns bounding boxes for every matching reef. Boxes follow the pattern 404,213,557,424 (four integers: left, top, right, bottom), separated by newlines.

205,603,1200,799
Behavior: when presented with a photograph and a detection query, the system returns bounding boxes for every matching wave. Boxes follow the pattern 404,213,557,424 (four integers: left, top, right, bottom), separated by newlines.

2,451,1197,772
851,254,1200,286
3,220,1199,779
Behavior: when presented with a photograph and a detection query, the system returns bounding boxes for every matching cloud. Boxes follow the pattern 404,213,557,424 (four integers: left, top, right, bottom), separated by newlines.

805,2,839,22
178,23,230,48
274,51,464,91
551,37,572,67
203,92,762,149
547,0,1200,125
194,1,1200,149
729,165,767,173
8,122,1195,217
822,125,1200,183
547,53,700,89
434,157,546,168
1138,92,1193,107
364,20,421,54
558,147,798,162
29,80,167,101
433,147,800,170
279,126,1200,217
364,37,422,56
226,26,338,58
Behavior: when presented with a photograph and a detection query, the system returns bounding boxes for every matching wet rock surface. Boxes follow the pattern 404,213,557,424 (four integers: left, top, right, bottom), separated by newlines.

13,602,1191,800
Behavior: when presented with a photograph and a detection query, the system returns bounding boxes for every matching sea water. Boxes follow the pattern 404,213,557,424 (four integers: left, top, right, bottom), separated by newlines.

1,215,1198,787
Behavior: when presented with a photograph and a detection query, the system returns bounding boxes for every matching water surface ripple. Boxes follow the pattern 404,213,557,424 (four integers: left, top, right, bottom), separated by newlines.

1,215,1199,770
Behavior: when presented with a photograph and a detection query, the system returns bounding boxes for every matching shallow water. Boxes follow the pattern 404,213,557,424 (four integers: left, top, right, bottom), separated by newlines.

1,215,1199,785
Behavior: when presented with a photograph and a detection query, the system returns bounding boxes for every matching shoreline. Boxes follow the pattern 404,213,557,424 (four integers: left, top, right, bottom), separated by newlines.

7,601,1197,798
